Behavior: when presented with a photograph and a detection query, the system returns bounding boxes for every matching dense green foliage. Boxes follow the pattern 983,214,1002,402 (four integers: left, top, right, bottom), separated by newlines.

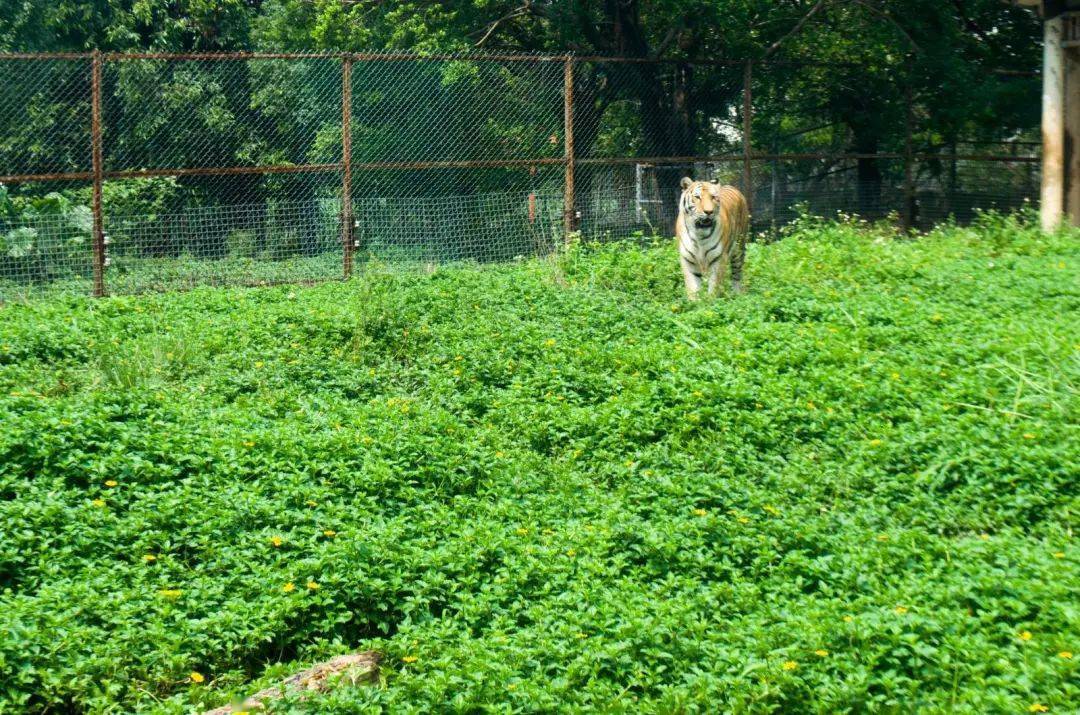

0,0,1043,168
1,1,1041,203
1,216,1077,713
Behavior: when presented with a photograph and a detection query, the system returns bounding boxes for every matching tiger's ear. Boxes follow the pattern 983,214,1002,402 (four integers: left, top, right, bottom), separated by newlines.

680,177,693,190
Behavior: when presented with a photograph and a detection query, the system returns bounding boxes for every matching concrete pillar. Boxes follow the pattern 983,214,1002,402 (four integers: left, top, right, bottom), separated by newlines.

1042,14,1065,231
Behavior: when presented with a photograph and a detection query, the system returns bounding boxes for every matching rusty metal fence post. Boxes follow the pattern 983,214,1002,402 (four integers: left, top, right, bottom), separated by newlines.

342,55,354,279
563,55,576,239
742,60,753,217
91,50,106,297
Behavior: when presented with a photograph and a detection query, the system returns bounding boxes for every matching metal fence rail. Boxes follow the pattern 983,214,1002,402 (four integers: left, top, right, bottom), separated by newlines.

0,51,1040,299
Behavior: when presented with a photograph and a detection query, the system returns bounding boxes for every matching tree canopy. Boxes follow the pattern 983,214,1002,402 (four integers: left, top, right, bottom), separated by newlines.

1,1,1041,160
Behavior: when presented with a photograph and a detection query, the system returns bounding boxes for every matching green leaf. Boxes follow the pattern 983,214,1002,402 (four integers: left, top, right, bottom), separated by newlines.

3,226,37,258
66,205,94,234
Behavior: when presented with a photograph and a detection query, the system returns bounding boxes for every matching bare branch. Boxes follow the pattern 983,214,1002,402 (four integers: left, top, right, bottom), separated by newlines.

848,0,923,53
765,0,831,58
652,25,681,58
472,3,533,48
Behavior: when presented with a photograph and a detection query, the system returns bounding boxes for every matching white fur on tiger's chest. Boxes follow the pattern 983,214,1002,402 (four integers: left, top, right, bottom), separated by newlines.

678,216,723,271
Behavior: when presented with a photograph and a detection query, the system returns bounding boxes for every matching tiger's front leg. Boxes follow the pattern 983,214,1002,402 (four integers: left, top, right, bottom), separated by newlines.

706,253,728,297
681,258,703,301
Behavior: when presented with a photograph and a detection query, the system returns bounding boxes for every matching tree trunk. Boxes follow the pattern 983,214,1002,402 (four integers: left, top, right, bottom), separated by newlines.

569,0,698,234
854,134,882,219
568,66,606,236
672,62,694,154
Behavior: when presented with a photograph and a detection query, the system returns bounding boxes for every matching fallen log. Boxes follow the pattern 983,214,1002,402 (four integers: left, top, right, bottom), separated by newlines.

202,652,381,714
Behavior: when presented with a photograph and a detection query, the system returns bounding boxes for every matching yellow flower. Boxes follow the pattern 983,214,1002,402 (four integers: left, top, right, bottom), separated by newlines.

495,450,505,458
979,533,991,541
143,554,157,562
737,517,750,525
243,441,255,447
782,661,797,671
306,581,319,590
931,314,943,322
843,615,853,623
92,498,106,508
807,401,816,410
104,480,118,487
402,655,418,663
763,505,780,516
693,508,708,517
544,339,557,347
190,671,205,684
1059,651,1072,659
1053,552,1065,559
894,606,909,615
566,549,576,557
1028,704,1048,713
814,649,829,657
1020,631,1033,641
891,372,900,380
269,536,283,547
868,439,883,446
305,500,318,507
323,529,337,537
254,361,264,368
158,589,182,599
516,528,528,536
282,582,295,593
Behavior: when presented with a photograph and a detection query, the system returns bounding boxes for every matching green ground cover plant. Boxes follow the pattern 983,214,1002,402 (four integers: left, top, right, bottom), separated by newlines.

0,213,1076,713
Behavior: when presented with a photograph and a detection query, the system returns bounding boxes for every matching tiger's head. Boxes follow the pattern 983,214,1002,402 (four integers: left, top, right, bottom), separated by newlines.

679,177,720,230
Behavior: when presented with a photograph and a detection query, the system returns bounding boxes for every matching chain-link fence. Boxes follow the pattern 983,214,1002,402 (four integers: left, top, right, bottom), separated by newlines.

0,52,1040,300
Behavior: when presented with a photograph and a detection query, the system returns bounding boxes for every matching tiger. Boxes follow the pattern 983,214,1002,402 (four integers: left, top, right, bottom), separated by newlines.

675,177,749,300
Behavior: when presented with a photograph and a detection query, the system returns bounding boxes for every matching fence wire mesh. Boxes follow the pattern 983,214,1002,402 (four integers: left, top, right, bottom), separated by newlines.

102,57,344,173
0,187,95,301
0,58,92,179
0,52,1040,301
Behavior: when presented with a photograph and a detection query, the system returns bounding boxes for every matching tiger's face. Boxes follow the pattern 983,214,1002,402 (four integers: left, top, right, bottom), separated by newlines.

680,177,720,230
